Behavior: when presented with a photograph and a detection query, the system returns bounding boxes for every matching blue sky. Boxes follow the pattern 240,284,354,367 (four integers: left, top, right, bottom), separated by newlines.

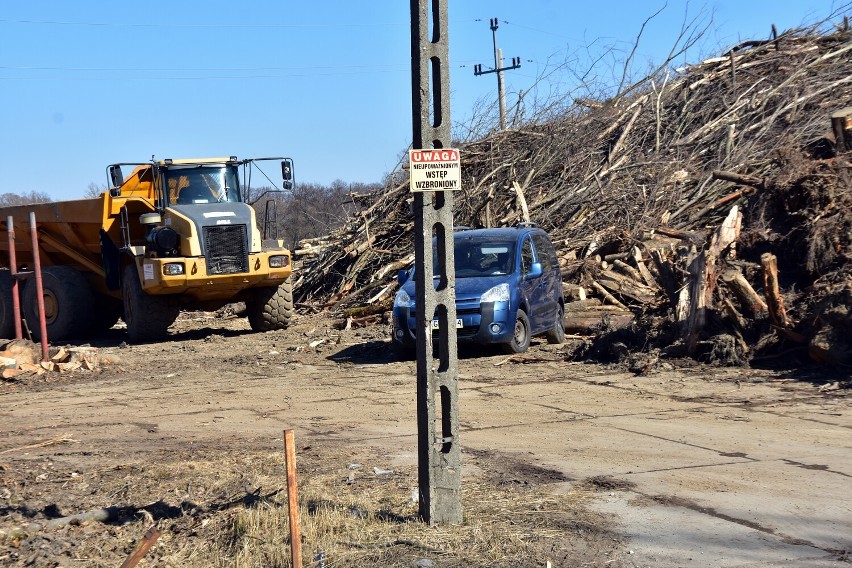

0,1,845,201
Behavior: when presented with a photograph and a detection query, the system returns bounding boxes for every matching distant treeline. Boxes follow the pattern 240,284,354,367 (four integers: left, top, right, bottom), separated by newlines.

246,180,381,250
0,191,53,207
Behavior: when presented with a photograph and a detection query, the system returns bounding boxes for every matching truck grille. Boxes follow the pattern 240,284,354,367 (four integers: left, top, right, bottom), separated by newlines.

203,225,249,275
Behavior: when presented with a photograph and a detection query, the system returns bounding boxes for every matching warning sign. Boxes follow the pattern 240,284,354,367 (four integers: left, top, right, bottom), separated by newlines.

409,148,461,192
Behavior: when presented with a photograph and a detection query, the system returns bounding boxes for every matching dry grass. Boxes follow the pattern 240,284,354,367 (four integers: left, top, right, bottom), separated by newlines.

137,447,616,567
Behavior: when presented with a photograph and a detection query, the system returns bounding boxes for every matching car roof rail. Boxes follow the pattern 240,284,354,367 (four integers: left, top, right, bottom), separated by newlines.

453,225,471,231
516,221,538,228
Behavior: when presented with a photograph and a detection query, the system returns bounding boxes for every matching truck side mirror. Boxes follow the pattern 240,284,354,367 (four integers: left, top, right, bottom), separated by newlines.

109,165,124,188
281,159,294,190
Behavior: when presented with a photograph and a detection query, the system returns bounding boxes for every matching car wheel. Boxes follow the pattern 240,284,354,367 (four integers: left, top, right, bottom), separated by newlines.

502,309,531,354
545,302,566,344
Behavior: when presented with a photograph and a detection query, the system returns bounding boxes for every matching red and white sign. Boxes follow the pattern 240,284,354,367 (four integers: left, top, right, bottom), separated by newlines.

409,148,461,192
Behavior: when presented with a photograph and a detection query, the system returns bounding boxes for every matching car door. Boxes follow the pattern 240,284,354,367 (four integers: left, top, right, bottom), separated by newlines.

518,235,540,323
531,233,559,332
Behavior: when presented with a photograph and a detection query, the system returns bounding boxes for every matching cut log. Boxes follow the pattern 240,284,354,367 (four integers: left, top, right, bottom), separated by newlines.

564,298,602,311
720,269,768,316
590,280,628,309
761,253,790,328
562,283,587,301
708,205,742,259
831,106,852,153
612,259,643,282
722,298,747,331
711,169,766,189
631,246,657,288
564,312,635,334
683,252,709,352
597,270,659,305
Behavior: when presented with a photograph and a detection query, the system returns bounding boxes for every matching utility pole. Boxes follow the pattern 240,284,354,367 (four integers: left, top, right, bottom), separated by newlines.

410,0,462,525
474,18,521,130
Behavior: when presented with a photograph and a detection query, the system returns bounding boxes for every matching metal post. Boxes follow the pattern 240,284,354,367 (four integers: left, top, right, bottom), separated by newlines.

28,212,49,361
6,216,22,339
411,0,462,525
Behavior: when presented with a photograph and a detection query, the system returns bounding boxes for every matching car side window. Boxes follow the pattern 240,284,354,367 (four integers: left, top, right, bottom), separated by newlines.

533,234,558,272
521,237,534,275
532,235,551,272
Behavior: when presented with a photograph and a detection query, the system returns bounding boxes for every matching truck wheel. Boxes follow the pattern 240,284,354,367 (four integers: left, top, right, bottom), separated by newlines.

93,294,123,332
544,302,566,344
0,270,16,339
22,266,95,341
122,264,179,343
501,309,531,354
247,277,294,331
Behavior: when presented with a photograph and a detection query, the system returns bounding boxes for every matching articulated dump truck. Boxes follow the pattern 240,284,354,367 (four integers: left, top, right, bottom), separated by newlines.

0,156,295,342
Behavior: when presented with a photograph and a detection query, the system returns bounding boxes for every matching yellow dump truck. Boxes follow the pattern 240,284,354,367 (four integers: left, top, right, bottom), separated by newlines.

0,156,295,342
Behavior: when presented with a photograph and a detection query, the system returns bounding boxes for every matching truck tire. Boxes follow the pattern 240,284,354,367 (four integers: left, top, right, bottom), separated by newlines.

93,294,123,332
0,270,16,339
122,264,179,343
22,266,95,341
247,277,294,332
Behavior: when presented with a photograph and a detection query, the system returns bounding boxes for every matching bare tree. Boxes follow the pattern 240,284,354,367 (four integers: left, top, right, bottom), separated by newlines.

84,182,107,198
0,191,53,207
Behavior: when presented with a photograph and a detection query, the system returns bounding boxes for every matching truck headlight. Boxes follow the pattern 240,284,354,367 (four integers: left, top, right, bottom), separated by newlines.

269,255,290,268
480,283,510,303
163,263,185,276
394,289,414,308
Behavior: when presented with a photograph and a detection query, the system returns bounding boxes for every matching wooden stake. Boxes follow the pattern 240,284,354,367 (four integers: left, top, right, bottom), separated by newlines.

284,429,303,568
119,525,161,568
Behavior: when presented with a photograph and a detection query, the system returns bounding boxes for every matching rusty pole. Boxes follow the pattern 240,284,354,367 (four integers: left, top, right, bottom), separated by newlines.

6,216,22,339
28,212,49,361
284,429,302,567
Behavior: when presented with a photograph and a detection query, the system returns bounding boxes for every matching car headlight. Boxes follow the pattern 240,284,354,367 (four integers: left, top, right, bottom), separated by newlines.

480,283,510,303
394,289,414,308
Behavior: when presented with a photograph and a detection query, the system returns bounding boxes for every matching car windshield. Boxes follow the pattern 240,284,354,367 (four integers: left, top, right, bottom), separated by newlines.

433,239,516,278
165,165,242,205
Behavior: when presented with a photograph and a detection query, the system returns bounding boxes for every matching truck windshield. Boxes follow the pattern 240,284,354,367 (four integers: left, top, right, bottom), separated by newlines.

165,165,242,205
433,239,516,278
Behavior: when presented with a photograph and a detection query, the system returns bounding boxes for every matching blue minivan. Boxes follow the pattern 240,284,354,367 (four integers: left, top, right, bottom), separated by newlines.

392,223,565,355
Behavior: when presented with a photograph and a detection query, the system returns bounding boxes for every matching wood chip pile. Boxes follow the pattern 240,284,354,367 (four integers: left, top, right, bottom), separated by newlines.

293,23,852,367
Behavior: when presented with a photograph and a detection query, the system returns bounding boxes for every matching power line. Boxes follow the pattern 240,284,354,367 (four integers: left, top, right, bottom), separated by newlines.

0,18,408,29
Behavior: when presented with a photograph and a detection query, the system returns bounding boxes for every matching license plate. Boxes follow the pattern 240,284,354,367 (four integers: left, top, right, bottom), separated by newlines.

431,318,463,329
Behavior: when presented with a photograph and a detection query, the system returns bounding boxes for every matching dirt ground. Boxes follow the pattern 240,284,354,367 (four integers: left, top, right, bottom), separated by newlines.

0,312,849,567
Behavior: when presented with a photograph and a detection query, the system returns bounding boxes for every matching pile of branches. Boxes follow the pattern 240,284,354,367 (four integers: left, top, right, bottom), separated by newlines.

293,22,852,367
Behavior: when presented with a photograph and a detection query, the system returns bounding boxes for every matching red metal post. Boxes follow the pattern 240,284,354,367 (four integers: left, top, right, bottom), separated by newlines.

28,212,49,361
6,216,22,339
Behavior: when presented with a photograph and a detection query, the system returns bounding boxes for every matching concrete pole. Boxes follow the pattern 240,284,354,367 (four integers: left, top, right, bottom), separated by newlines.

492,21,507,130
410,0,462,526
